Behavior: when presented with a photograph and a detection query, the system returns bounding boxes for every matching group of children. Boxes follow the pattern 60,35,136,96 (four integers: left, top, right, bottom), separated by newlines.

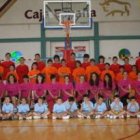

0,52,140,120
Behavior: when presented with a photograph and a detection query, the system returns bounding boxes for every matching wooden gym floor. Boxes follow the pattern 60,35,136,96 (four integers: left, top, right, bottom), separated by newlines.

0,118,140,140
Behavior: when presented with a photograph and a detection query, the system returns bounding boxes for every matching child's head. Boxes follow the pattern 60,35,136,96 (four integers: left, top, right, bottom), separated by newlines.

7,74,17,83
105,63,110,70
130,96,136,104
56,97,63,105
19,57,25,64
64,75,70,83
35,53,41,61
83,94,89,102
36,73,45,83
90,58,96,65
9,64,15,71
5,52,11,60
76,60,81,68
31,62,38,70
119,65,124,73
4,96,10,104
47,59,53,66
98,55,105,63
79,75,85,83
112,56,118,63
21,98,27,104
50,74,56,82
70,52,76,60
98,95,104,104
123,71,128,79
83,54,90,62
53,55,60,63
114,95,120,103
68,97,75,104
23,75,29,83
61,59,66,66
38,97,43,104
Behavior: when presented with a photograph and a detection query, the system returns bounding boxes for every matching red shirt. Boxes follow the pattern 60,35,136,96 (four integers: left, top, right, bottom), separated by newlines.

81,62,90,69
36,61,46,71
1,61,15,80
52,63,62,69
16,64,29,83
97,63,105,72
136,58,140,71
67,60,76,72
124,64,132,73
110,64,120,74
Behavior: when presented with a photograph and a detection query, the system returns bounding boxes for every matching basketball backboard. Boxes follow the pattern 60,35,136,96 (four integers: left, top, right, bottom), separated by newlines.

43,0,92,29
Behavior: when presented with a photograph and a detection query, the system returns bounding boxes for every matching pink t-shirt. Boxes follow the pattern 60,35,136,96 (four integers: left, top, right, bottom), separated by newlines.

132,80,140,103
75,82,89,101
118,79,132,97
47,82,61,101
89,81,102,99
61,82,74,101
19,82,33,98
33,83,46,97
0,83,6,98
5,83,20,97
101,81,116,99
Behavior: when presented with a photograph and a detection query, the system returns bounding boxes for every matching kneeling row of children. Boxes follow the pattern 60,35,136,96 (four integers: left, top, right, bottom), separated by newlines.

0,95,140,120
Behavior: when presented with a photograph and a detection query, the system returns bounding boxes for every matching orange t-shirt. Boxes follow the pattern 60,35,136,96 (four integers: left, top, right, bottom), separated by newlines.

58,66,71,83
115,72,123,82
129,71,137,81
6,71,19,81
101,70,115,81
72,67,85,83
86,65,101,80
42,66,57,83
28,69,40,83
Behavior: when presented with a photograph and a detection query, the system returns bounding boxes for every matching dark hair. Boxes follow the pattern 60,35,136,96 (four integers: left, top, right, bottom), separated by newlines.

31,62,38,70
64,75,70,79
36,73,45,83
114,95,120,99
130,96,136,100
68,97,75,102
53,55,60,61
71,52,75,56
90,58,95,63
7,74,17,83
35,53,40,57
23,75,29,79
119,65,124,69
76,60,81,65
57,97,62,100
103,73,112,89
98,95,104,99
47,59,53,63
9,64,15,69
5,53,11,57
83,94,89,98
105,63,110,66
83,54,90,58
98,55,105,62
112,56,118,60
61,59,66,63
50,74,56,80
89,72,99,86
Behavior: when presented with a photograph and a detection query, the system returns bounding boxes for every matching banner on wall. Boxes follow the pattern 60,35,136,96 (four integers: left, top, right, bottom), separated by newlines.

55,46,86,61
0,0,140,24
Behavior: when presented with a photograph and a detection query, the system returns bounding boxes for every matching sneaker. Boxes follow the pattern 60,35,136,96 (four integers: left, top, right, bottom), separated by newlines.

43,116,48,119
86,116,91,119
52,116,56,120
26,116,32,120
19,117,22,120
109,115,113,119
62,115,70,120
113,116,117,119
78,114,84,118
127,115,130,118
33,116,40,119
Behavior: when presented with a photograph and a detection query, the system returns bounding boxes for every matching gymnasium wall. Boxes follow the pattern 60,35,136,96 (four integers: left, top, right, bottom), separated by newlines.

0,0,140,65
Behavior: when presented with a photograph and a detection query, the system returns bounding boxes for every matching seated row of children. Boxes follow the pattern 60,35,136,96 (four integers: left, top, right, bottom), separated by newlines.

1,94,140,120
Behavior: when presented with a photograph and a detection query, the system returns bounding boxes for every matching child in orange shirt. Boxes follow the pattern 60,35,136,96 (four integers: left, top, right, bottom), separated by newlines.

28,62,40,84
129,65,137,81
73,60,85,83
42,59,57,83
58,59,71,83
